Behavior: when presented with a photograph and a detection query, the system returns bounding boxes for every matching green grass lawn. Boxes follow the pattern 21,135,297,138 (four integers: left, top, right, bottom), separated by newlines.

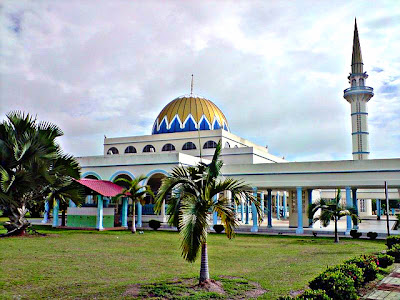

0,225,386,299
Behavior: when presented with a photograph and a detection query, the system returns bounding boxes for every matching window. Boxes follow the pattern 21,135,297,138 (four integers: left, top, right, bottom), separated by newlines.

143,145,156,152
124,146,137,154
162,143,175,151
182,142,197,150
203,140,217,149
225,141,230,148
359,78,364,86
107,147,119,155
351,79,356,87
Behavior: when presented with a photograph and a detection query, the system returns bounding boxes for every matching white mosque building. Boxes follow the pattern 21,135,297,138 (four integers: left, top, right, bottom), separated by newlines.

63,20,400,234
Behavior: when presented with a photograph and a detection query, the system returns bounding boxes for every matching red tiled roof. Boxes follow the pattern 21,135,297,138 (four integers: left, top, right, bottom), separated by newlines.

75,179,128,197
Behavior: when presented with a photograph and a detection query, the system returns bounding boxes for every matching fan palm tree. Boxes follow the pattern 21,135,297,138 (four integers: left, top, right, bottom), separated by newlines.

115,175,154,233
155,141,261,284
0,111,81,236
308,189,359,243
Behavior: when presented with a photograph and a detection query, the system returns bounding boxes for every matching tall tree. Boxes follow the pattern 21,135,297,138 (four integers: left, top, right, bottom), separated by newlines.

115,175,154,233
308,189,359,243
0,111,82,236
155,141,261,284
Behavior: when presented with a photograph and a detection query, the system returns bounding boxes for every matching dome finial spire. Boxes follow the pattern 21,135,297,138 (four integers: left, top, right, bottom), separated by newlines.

190,74,194,96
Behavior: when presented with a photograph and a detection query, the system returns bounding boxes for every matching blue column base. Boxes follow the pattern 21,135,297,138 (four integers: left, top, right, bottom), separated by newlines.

296,228,304,234
345,229,351,236
42,201,49,223
251,226,258,232
137,202,143,227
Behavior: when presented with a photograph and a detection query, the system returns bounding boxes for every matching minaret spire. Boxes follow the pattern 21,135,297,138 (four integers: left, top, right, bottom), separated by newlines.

344,18,374,160
351,18,363,73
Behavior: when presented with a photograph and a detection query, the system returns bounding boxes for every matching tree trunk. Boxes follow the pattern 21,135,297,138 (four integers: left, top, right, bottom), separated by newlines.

334,216,339,243
199,242,210,283
131,202,136,233
61,209,66,227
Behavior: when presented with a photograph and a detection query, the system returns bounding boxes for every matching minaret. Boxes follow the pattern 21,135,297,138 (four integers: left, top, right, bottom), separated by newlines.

344,19,374,160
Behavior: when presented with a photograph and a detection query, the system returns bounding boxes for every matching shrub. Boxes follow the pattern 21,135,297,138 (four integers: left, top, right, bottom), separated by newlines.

345,255,379,283
350,230,362,239
327,263,364,289
299,289,330,299
367,232,378,240
387,244,400,263
213,224,224,233
309,270,358,299
386,235,400,249
377,253,395,268
278,289,330,300
148,219,161,230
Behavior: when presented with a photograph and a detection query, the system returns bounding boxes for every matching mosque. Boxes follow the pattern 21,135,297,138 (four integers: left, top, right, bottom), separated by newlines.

56,21,400,234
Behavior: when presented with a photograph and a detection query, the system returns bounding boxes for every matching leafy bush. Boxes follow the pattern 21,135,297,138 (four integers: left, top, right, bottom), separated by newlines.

386,235,400,249
350,230,362,239
326,263,364,289
377,253,395,268
309,270,358,299
367,232,378,240
278,289,330,300
213,224,224,233
148,219,161,230
345,255,379,283
387,244,400,263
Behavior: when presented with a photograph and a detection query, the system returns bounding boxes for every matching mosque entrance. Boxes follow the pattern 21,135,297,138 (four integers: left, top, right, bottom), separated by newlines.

144,173,170,217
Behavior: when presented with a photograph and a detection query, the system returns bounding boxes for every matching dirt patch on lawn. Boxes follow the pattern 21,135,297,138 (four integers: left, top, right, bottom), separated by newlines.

123,276,268,299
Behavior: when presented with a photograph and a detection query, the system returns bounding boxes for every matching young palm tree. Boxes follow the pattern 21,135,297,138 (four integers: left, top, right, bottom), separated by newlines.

308,189,359,243
155,141,261,284
115,175,154,233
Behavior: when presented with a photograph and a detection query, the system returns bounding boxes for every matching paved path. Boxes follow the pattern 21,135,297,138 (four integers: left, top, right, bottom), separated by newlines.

364,265,400,299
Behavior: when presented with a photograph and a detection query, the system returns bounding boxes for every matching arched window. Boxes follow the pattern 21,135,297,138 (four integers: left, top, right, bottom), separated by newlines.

182,142,197,150
143,145,156,152
225,141,230,148
203,140,217,149
107,147,119,155
162,143,175,151
124,146,137,154
351,79,356,87
234,145,238,148
359,78,364,86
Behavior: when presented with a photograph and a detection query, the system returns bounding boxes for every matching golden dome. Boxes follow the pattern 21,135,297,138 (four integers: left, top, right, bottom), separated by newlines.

152,95,229,134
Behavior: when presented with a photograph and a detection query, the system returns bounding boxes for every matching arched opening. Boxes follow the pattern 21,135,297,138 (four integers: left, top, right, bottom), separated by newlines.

182,142,196,150
143,145,156,152
225,141,230,148
107,147,119,155
124,146,137,154
234,145,238,148
359,78,364,86
162,143,176,151
351,79,356,87
144,173,171,216
203,140,217,149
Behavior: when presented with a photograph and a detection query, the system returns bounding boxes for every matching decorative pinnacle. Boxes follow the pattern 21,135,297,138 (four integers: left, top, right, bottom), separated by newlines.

190,74,194,96
351,18,363,74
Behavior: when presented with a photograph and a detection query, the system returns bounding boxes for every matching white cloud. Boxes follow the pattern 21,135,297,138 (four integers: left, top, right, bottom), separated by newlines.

0,0,399,160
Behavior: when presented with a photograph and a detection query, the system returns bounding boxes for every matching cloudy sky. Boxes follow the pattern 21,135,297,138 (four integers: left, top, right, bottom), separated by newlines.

1,0,399,161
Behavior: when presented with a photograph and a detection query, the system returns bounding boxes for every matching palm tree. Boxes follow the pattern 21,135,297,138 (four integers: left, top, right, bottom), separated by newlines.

115,175,154,233
155,141,261,284
308,189,359,243
0,111,81,236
